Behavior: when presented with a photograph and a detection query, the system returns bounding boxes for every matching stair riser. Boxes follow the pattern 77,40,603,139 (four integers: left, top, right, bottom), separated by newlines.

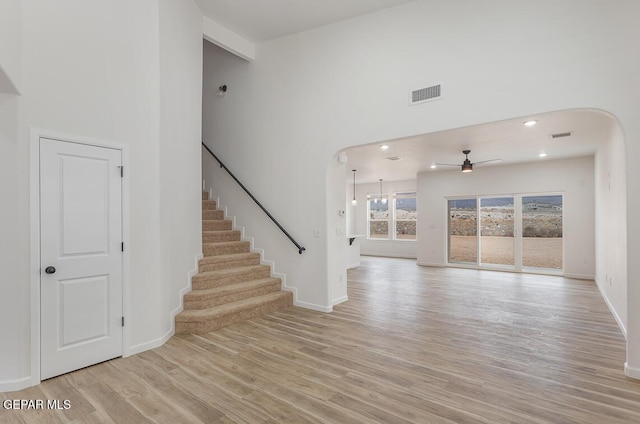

199,256,261,273
203,220,233,231
192,268,272,290
202,200,217,210
175,292,293,334
184,282,281,310
204,242,250,256
202,232,241,243
203,210,224,220
202,192,209,200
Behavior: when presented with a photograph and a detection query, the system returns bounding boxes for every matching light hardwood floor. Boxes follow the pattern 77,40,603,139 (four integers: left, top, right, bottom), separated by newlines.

3,256,640,423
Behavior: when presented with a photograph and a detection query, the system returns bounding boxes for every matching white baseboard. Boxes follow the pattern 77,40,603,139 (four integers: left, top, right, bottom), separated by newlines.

332,295,348,306
595,278,627,339
294,299,333,313
625,363,640,380
564,273,595,280
0,376,32,393
361,253,417,259
125,252,202,357
417,261,446,267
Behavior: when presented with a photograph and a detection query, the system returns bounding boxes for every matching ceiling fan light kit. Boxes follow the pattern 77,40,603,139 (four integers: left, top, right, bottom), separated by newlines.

461,150,473,172
435,149,502,173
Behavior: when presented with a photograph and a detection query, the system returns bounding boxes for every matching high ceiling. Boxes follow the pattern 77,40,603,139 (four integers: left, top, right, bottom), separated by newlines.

344,109,614,183
193,2,615,185
194,0,416,42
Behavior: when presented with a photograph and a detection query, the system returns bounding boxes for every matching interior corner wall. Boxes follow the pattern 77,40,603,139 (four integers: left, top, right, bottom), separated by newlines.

416,156,596,278
595,121,627,335
158,0,203,339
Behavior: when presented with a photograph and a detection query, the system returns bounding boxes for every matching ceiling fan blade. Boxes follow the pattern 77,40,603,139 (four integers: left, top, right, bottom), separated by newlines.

473,159,502,165
434,163,460,167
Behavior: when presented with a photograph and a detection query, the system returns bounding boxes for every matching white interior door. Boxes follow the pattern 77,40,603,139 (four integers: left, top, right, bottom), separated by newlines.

40,137,123,380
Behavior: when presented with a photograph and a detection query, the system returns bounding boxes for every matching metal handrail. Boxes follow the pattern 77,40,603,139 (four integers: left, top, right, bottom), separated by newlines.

202,142,306,254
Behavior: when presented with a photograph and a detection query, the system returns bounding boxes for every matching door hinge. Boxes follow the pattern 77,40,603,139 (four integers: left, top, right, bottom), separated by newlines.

121,242,124,252
121,317,125,327
118,166,123,178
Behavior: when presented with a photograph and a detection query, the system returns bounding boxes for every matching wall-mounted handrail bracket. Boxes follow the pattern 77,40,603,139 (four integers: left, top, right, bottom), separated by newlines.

203,142,306,254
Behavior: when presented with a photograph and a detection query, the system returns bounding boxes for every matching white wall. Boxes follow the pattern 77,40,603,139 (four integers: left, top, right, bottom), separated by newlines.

158,0,203,343
0,0,23,388
0,0,203,390
595,121,627,335
201,0,640,370
0,0,20,93
417,156,595,278
349,179,418,259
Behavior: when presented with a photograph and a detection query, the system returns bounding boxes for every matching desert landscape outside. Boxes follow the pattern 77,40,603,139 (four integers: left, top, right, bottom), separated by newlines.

448,195,563,269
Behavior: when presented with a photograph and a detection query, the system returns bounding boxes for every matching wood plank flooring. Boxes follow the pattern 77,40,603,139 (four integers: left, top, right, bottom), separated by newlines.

3,256,640,423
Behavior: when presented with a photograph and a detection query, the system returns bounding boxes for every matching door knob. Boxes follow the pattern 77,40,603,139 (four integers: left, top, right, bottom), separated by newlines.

45,266,56,274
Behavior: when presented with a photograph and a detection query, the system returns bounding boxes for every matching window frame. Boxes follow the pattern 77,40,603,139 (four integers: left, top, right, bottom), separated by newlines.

366,191,417,241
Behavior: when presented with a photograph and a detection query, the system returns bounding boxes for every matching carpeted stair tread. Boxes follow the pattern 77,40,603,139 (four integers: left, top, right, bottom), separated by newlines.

203,220,233,231
184,277,282,309
198,252,261,272
202,209,224,220
175,291,293,333
202,230,242,243
192,264,271,289
202,192,209,200
203,240,250,256
202,199,217,210
193,264,270,280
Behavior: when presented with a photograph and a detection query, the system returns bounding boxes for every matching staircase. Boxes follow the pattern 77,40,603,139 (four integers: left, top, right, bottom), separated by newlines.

174,192,293,334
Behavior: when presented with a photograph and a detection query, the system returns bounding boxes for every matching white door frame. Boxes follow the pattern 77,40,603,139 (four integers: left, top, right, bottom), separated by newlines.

29,129,130,387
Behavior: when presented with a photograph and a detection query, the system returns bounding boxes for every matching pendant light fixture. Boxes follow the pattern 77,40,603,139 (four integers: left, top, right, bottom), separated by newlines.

351,170,358,206
379,179,387,204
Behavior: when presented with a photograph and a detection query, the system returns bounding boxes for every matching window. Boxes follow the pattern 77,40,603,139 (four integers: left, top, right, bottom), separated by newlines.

368,195,389,239
395,193,417,240
367,192,417,240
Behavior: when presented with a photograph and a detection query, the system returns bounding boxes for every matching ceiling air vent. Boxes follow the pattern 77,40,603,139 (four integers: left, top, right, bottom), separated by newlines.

386,156,402,161
550,131,572,139
410,84,442,105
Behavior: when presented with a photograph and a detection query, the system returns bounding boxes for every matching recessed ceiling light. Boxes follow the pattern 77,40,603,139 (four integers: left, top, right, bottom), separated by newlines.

539,152,547,158
430,164,437,169
380,144,390,150
524,120,537,127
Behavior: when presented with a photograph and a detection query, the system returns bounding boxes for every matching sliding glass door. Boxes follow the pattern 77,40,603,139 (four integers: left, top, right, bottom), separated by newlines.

480,197,515,267
448,198,477,264
447,193,563,273
522,195,563,270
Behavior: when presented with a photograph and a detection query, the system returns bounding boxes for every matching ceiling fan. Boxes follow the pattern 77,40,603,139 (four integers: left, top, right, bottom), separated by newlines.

436,150,502,173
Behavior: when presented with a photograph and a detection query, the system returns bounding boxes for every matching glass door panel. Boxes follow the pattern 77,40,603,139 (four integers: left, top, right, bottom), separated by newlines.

522,195,563,269
448,198,477,263
480,197,515,266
